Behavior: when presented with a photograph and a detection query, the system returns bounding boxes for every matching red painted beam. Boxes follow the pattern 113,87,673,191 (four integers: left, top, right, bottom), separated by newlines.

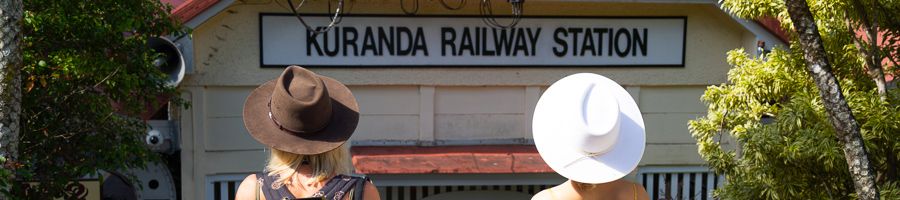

170,0,220,23
351,145,554,174
755,17,790,44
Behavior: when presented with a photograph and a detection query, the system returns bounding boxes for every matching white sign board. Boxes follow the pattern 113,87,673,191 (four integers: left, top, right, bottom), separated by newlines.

260,14,686,67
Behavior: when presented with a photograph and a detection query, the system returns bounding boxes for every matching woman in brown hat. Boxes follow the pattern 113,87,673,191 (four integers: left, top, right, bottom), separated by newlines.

234,66,380,200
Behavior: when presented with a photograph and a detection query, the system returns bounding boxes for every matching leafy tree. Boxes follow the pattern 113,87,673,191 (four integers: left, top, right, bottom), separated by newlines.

690,0,900,199
0,0,187,198
784,0,880,198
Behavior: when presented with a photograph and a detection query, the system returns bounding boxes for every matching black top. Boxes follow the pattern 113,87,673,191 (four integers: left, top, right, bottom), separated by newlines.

257,172,369,200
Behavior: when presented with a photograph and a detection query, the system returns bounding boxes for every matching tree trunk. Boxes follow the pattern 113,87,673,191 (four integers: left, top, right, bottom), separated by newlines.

849,0,887,100
0,0,23,192
783,0,881,199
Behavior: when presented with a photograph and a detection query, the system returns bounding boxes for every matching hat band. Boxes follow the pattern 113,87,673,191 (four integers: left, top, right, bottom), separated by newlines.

562,147,616,169
267,99,329,135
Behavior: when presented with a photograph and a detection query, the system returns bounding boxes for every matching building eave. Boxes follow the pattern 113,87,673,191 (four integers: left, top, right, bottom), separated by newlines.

351,145,554,174
170,0,789,45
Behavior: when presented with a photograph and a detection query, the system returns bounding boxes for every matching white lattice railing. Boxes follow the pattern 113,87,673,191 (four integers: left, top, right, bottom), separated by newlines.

206,176,549,200
637,166,724,200
207,167,724,200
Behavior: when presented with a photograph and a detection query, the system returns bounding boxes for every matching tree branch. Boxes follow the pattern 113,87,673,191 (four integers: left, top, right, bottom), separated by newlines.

32,66,121,118
850,0,887,100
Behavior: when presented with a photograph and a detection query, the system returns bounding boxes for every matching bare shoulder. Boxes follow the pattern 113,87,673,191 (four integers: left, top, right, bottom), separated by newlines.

612,181,649,200
363,180,381,200
532,189,551,200
599,180,646,200
235,174,262,200
630,182,649,200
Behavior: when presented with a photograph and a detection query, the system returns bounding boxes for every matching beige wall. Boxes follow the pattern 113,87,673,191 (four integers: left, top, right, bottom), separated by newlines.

180,84,711,199
186,85,708,161
179,1,755,199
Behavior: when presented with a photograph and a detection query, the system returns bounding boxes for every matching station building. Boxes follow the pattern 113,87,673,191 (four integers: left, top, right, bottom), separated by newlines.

161,0,787,199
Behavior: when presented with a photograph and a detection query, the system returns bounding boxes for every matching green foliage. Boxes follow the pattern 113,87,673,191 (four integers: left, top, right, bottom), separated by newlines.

0,0,188,198
691,0,900,199
691,47,900,199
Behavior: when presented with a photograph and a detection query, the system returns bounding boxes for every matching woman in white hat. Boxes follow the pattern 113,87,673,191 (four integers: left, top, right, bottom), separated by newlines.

234,66,380,200
531,73,649,200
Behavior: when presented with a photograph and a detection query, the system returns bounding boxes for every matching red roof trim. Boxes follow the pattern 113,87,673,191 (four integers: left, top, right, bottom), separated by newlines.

168,1,791,43
754,17,790,44
351,145,554,174
171,0,220,23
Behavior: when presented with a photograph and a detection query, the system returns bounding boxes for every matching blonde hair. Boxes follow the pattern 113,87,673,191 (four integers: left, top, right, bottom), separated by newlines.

265,143,351,188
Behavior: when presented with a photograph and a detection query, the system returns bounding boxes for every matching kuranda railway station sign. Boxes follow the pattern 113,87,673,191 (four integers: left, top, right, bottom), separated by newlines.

260,14,686,67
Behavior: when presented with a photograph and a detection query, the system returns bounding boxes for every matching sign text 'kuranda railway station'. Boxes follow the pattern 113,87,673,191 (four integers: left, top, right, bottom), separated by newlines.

261,15,686,67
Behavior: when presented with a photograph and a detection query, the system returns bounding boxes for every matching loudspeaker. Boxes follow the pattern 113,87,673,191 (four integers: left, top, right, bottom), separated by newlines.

148,37,185,87
101,162,177,200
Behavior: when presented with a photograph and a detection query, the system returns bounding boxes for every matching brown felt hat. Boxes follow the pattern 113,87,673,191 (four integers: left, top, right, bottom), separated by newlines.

243,66,359,155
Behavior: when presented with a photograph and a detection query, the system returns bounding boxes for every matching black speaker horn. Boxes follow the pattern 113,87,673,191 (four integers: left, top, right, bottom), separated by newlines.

148,37,185,87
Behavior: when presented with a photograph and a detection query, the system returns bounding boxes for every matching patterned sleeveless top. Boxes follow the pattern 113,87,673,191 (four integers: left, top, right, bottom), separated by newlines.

256,172,370,200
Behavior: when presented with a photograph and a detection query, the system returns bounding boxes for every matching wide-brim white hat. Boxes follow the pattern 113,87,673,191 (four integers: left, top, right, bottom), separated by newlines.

533,73,646,184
